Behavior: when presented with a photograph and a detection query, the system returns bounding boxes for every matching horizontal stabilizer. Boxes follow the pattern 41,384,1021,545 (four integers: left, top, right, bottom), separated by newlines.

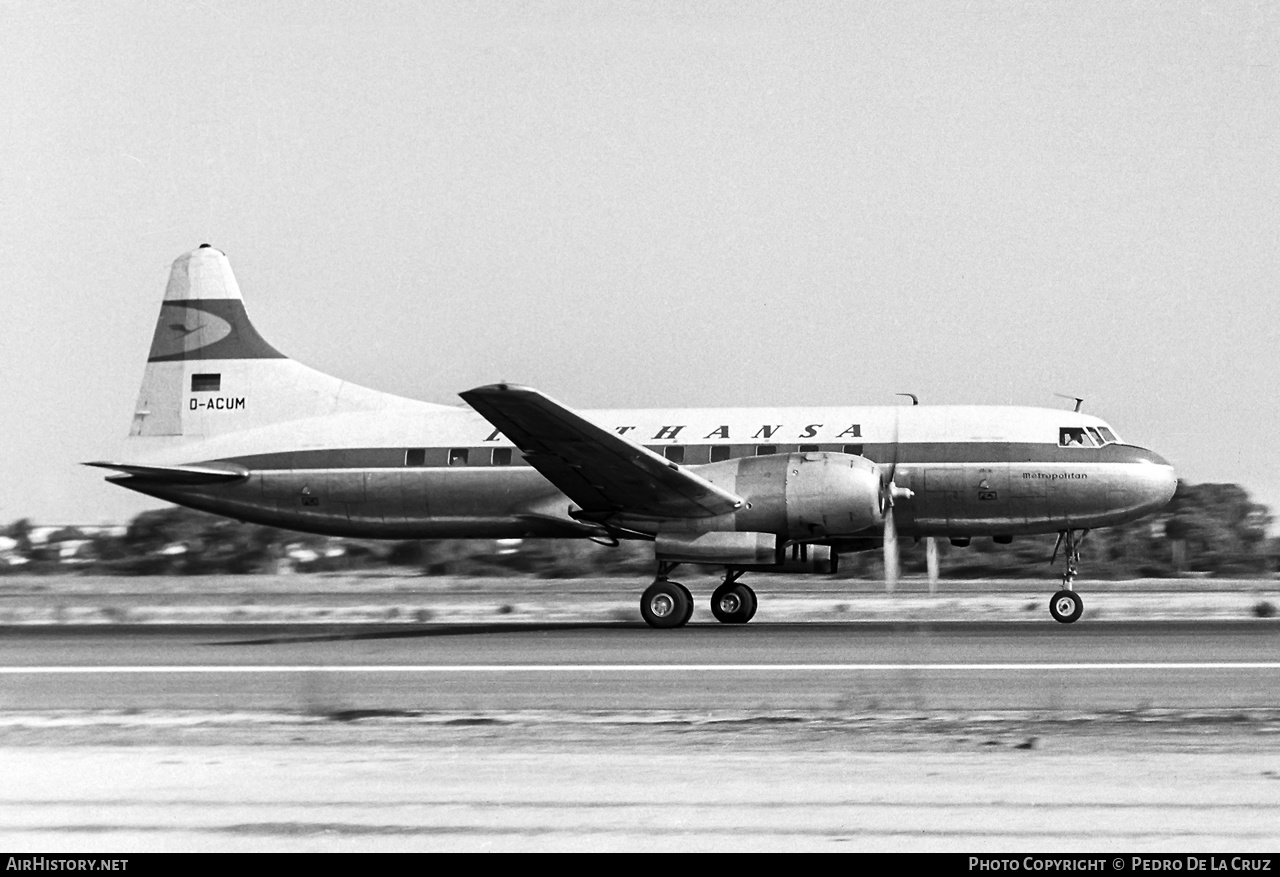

459,383,743,519
84,461,248,484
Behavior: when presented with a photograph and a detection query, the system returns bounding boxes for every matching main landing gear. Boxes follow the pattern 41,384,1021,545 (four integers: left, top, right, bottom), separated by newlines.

639,564,758,629
710,570,757,625
640,562,694,629
1048,529,1088,624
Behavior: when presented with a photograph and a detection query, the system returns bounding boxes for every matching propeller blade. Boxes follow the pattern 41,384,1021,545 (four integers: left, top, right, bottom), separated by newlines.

887,399,904,485
877,400,904,516
880,398,910,593
883,508,899,592
926,536,939,594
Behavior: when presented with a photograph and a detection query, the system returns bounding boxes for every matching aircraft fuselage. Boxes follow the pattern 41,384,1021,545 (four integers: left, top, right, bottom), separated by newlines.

112,403,1175,543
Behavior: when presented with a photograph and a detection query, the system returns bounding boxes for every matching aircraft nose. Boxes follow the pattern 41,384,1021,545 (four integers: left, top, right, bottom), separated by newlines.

1134,449,1178,510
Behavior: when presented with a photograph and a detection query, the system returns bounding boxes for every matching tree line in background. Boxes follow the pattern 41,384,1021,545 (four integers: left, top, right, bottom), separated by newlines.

3,481,1276,579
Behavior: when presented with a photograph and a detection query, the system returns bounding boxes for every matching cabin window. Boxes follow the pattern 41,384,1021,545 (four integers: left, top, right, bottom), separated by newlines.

405,448,426,467
799,444,819,453
492,448,512,466
1058,428,1095,448
191,373,221,392
755,445,776,456
710,446,731,463
843,444,863,456
663,446,685,464
449,448,469,466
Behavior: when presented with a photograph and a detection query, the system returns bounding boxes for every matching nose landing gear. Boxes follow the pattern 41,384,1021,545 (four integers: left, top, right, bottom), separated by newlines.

1048,529,1089,624
1050,589,1083,624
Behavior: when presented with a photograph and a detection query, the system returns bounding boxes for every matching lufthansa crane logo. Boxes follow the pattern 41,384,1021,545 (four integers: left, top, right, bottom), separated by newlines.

148,304,233,358
169,321,204,337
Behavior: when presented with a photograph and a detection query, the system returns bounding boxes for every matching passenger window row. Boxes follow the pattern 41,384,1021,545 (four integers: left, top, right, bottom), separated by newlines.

663,443,865,465
405,447,516,467
404,444,868,467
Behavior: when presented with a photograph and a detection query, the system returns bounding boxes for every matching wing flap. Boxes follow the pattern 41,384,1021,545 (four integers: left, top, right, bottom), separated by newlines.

459,384,742,519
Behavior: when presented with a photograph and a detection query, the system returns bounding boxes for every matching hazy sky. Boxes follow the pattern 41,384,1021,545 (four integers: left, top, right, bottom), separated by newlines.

3,1,1278,529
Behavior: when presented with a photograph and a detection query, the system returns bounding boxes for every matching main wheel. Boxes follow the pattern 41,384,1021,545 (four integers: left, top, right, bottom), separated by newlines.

676,583,695,626
711,582,756,625
641,580,692,629
1049,589,1083,624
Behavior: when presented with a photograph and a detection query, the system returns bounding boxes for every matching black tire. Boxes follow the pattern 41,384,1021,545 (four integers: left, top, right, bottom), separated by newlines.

676,583,695,626
641,581,691,629
1049,589,1083,624
711,582,754,624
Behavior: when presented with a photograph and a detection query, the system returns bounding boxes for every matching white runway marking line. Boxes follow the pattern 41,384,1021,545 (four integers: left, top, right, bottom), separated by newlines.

1,663,1279,673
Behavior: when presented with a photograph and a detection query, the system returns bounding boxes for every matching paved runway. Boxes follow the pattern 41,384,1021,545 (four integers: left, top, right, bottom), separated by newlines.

2,620,1277,713
3,620,1280,852
5,745,1280,853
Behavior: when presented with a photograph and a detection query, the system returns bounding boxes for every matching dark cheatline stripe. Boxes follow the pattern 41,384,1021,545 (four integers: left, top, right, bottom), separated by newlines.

148,299,285,362
209,443,1165,471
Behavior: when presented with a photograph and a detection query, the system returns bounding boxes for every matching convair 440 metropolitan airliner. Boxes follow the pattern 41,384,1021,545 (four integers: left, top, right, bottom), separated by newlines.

90,246,1178,628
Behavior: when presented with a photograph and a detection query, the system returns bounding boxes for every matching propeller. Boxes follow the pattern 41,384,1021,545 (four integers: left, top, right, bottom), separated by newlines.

881,397,915,592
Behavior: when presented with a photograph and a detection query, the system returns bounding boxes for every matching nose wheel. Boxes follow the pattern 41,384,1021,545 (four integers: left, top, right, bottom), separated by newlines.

1048,529,1089,624
1049,589,1083,624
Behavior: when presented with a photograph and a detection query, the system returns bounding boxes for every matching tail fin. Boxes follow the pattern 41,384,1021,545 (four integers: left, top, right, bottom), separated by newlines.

129,245,434,440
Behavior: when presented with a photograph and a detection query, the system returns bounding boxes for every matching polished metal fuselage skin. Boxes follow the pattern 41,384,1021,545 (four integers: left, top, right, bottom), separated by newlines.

114,404,1177,543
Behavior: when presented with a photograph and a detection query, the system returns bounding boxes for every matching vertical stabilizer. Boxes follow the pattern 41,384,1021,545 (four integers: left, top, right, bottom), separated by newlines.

129,245,431,442
143,245,284,367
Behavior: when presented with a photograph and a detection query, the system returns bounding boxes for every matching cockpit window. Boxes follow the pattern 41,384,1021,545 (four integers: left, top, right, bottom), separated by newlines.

1059,427,1096,448
1061,425,1123,447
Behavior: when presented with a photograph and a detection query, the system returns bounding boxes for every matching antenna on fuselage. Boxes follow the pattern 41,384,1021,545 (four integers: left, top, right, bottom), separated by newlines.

1054,393,1084,413
895,393,919,406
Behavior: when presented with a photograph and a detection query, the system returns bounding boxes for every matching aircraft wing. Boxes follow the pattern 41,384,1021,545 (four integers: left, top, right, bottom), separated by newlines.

459,384,743,519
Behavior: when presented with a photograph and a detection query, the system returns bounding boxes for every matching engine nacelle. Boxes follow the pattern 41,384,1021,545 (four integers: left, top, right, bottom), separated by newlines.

653,531,837,572
693,451,883,540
